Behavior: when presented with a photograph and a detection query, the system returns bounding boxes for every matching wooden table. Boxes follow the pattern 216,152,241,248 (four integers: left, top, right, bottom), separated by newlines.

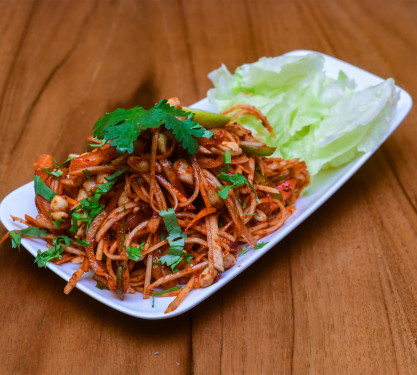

0,0,416,373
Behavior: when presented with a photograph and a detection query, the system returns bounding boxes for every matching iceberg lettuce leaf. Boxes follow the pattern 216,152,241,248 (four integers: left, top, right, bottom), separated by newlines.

208,53,398,176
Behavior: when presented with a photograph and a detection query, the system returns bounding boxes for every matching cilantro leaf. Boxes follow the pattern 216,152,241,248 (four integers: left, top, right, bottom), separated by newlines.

10,227,47,249
217,185,233,200
96,281,109,290
92,100,213,155
152,286,182,308
105,110,145,153
144,100,213,155
52,218,64,227
184,253,193,264
33,175,56,202
93,107,140,138
76,238,90,246
70,168,127,233
44,168,63,179
71,199,105,233
34,235,71,268
53,156,75,168
83,169,91,179
93,168,127,199
238,246,249,257
70,211,84,233
159,208,192,271
126,244,145,261
217,172,259,202
254,241,269,249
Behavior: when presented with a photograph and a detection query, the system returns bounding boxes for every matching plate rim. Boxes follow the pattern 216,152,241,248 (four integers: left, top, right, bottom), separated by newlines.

0,49,413,319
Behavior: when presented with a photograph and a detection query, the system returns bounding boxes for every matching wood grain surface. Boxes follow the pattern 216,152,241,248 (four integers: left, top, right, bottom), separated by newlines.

0,0,416,374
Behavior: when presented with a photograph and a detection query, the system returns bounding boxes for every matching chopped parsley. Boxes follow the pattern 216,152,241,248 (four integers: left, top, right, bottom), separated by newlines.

10,227,47,249
93,99,213,155
158,208,192,271
33,175,56,202
34,235,71,268
152,286,182,308
217,172,259,202
126,243,145,261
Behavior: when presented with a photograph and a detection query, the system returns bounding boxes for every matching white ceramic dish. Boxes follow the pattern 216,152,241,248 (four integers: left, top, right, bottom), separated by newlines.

0,50,412,319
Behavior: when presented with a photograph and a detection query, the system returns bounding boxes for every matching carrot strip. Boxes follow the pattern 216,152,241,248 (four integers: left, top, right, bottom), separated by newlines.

185,207,217,232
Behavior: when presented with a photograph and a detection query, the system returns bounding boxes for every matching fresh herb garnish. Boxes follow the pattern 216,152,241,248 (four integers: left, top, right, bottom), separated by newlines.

70,168,127,233
223,149,231,165
89,139,106,148
33,175,56,202
70,201,104,233
152,286,182,308
244,212,260,217
53,156,75,168
254,241,269,249
83,169,91,179
44,168,63,179
237,241,268,257
116,264,124,300
184,253,193,264
96,281,109,290
158,208,192,271
239,246,249,257
10,227,47,249
34,235,71,267
219,149,232,172
217,172,259,202
76,238,90,246
52,218,64,227
93,99,213,155
93,168,127,199
126,243,145,261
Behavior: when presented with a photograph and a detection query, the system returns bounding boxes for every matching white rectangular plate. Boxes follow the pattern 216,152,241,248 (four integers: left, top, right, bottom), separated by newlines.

0,50,412,319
